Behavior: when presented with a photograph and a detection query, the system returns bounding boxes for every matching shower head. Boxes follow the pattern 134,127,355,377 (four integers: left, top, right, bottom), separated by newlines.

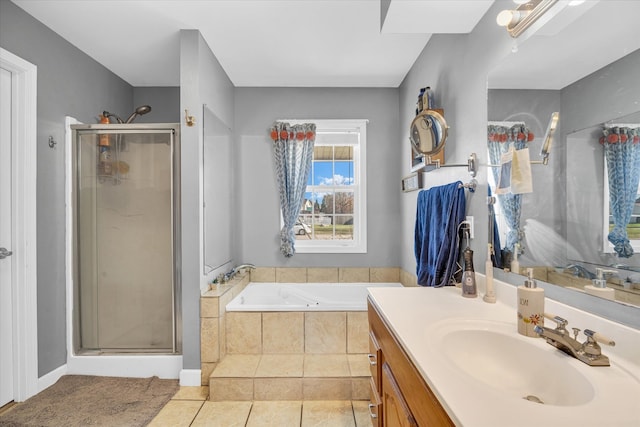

125,105,152,123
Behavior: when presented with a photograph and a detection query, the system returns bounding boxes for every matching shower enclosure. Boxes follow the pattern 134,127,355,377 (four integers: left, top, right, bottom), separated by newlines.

71,123,180,354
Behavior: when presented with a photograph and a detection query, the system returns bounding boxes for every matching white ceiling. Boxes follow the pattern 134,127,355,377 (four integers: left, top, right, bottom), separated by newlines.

488,0,640,90
12,0,493,87
11,1,640,90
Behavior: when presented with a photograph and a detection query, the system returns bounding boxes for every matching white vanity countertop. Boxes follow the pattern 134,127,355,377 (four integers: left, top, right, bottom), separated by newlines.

368,282,640,427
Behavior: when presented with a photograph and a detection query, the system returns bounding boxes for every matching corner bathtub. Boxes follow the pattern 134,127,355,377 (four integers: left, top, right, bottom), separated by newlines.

226,282,403,312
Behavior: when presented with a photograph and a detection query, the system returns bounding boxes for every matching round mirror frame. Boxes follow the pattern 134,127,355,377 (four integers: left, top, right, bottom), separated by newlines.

409,109,448,156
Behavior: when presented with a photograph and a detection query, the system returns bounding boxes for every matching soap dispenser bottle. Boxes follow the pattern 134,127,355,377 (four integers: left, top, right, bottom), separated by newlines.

584,268,616,301
517,268,544,337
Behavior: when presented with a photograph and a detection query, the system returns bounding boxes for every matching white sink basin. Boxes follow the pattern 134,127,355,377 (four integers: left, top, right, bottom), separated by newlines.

429,319,595,406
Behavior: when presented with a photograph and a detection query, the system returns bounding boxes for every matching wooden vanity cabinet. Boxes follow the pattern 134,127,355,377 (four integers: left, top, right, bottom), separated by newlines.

368,298,454,427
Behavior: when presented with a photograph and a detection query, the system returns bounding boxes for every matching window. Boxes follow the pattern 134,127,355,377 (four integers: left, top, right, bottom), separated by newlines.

287,119,367,253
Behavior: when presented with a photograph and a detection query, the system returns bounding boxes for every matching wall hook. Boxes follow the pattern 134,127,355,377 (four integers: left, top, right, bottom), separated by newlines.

48,136,57,149
185,109,196,127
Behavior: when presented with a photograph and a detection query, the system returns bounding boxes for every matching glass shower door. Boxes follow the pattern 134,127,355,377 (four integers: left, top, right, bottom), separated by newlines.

72,125,179,353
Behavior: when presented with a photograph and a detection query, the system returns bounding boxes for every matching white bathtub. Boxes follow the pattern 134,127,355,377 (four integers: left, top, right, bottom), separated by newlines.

226,282,403,312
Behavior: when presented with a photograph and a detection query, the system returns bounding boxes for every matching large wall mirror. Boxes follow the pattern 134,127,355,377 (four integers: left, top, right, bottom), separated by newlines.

487,1,640,327
203,105,233,274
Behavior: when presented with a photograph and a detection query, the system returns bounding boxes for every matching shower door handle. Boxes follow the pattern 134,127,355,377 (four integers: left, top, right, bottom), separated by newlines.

0,247,13,259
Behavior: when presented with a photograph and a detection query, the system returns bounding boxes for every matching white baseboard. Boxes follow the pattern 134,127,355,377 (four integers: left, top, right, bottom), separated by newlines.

37,364,68,393
66,355,182,379
179,369,202,386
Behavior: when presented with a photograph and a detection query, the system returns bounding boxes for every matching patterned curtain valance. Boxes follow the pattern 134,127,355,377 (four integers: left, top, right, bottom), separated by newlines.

599,126,640,144
270,124,316,143
488,124,535,143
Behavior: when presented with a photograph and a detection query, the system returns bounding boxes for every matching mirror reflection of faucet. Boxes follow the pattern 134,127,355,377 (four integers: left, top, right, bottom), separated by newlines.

584,268,616,300
562,264,595,280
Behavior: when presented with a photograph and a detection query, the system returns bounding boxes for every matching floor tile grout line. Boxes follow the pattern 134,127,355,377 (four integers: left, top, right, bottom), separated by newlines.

187,400,206,427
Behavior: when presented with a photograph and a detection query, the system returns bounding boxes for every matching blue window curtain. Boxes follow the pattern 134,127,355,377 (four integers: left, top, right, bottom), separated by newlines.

269,122,316,257
487,124,533,255
601,126,640,258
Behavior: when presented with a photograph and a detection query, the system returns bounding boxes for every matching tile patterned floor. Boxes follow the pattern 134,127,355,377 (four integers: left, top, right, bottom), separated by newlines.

148,386,372,427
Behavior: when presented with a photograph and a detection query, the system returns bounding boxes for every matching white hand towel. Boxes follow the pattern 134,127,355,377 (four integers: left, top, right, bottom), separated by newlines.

511,147,533,194
496,147,533,195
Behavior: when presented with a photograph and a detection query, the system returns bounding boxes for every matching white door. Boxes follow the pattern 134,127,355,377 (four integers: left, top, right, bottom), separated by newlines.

0,66,14,407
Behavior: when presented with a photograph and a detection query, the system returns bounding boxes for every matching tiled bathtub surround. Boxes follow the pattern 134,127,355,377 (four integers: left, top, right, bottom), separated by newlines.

225,311,367,355
250,267,401,284
199,267,413,386
199,273,250,385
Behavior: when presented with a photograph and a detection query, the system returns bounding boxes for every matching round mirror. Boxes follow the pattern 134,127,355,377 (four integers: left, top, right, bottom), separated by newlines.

409,109,448,156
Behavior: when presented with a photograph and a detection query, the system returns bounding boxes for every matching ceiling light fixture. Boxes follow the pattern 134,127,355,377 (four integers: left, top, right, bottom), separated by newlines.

497,0,559,38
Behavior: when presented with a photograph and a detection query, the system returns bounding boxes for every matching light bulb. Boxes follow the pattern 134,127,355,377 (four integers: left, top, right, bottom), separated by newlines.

497,10,517,27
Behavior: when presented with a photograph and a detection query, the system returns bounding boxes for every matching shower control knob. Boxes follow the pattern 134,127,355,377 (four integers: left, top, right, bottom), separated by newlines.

0,247,13,259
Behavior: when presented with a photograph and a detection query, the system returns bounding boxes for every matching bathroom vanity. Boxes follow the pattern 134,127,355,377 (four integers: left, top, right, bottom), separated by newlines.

368,299,453,426
367,281,640,426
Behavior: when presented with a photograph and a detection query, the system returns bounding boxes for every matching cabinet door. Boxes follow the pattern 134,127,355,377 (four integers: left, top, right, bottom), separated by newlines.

369,377,383,427
369,330,382,393
381,363,417,427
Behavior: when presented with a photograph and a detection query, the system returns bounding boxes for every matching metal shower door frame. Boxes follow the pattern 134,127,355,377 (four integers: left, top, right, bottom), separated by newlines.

70,123,181,355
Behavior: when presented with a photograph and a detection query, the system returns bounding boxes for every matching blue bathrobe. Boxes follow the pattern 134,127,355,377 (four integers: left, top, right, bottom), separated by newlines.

415,181,466,287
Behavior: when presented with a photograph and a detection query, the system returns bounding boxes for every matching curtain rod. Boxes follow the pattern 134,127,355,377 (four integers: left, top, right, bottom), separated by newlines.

488,121,526,127
604,123,639,128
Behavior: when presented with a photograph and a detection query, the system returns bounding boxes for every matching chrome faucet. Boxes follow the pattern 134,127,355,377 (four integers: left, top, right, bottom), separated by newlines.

562,264,595,280
227,263,256,281
233,263,256,274
212,264,256,285
533,315,615,366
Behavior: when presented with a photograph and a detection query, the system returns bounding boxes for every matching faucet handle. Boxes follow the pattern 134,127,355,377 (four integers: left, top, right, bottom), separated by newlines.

583,329,615,347
544,313,568,330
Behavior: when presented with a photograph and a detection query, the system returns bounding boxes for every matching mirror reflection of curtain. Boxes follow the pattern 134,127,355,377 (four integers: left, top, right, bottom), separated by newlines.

270,122,316,257
601,126,640,258
487,125,534,256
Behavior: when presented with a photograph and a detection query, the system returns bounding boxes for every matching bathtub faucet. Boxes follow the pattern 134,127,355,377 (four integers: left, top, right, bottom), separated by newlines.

224,263,255,282
233,264,256,275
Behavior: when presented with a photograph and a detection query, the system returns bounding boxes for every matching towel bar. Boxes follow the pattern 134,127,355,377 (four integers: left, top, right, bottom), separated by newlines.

458,179,477,193
423,152,477,177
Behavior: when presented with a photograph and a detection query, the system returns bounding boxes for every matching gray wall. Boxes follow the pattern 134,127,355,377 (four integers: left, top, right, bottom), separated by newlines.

133,87,180,123
179,30,235,369
0,0,133,376
398,1,520,277
234,87,401,267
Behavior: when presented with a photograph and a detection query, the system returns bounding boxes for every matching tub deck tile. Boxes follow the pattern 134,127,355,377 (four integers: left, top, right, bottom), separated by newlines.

303,354,350,377
210,354,261,378
255,354,304,377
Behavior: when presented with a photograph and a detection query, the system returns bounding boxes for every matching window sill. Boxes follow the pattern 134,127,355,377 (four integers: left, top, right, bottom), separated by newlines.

295,242,367,254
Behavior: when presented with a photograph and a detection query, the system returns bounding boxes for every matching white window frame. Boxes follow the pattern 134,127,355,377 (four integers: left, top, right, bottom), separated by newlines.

602,159,640,253
282,119,367,254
